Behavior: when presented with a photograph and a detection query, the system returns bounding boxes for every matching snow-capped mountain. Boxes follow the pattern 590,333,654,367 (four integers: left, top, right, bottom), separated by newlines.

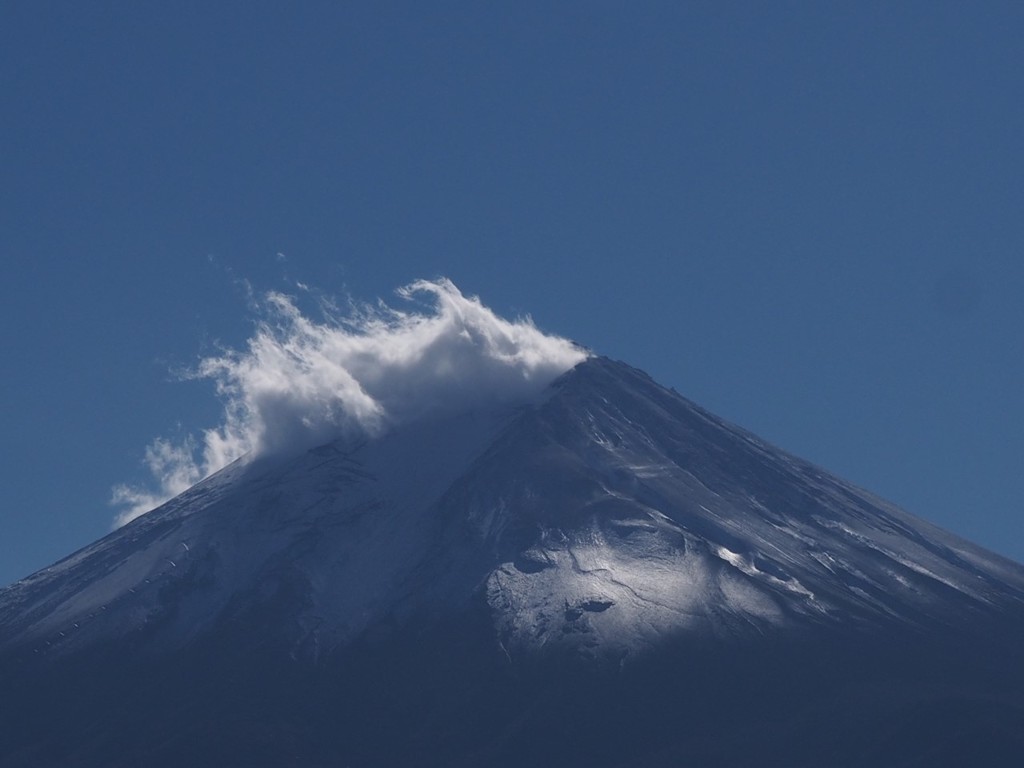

2,357,1023,767
4,358,1022,659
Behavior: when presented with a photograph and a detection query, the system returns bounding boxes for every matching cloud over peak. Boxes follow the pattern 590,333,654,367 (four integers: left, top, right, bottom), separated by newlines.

113,278,588,525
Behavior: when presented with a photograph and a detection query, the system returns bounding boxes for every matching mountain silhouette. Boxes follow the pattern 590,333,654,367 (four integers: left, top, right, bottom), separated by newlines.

2,358,1023,766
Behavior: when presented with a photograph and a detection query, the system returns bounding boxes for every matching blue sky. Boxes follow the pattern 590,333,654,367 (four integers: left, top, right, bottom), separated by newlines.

2,1,1023,586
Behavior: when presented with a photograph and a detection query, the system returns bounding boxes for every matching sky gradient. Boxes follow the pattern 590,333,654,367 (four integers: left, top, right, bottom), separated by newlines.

2,2,1023,586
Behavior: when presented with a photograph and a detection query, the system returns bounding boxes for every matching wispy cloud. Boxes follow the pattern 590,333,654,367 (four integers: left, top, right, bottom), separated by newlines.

112,278,588,526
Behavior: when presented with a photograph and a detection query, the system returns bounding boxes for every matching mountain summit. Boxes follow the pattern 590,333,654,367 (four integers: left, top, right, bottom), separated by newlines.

3,357,1023,766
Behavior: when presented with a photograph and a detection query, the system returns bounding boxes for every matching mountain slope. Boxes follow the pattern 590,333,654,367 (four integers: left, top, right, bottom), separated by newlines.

435,358,1024,655
2,357,1023,767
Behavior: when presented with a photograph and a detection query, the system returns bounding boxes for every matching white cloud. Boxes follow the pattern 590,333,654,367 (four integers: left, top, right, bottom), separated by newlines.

111,438,206,526
112,278,588,526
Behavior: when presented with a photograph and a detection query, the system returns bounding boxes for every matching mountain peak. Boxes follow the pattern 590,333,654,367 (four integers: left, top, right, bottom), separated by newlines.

4,356,1024,664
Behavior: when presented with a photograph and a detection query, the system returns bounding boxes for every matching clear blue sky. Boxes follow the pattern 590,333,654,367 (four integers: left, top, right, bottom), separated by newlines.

2,1,1022,586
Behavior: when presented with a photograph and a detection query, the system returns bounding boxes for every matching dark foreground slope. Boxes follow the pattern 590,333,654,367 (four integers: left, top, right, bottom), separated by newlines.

3,608,1024,767
2,359,1024,766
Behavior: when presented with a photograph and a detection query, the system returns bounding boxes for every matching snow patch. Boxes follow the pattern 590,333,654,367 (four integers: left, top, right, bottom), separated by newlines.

715,546,816,600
